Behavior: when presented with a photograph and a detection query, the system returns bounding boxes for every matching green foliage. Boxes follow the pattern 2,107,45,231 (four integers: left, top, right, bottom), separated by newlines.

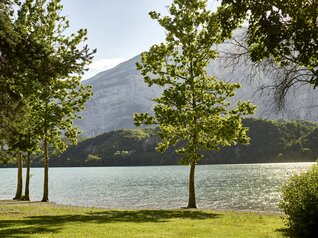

15,0,95,154
301,127,318,154
85,154,101,165
224,118,317,163
114,150,133,157
221,0,318,87
0,0,35,157
86,154,101,162
21,118,318,167
0,0,95,201
120,128,154,140
1,0,95,164
134,0,257,208
18,0,95,202
0,0,95,157
279,162,318,237
44,129,164,167
134,0,256,165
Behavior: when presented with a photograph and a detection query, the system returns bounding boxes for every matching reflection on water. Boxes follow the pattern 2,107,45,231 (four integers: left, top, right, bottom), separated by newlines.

0,163,313,212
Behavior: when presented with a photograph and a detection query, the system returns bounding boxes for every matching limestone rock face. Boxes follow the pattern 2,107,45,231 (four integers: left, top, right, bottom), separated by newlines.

76,55,161,137
76,54,318,137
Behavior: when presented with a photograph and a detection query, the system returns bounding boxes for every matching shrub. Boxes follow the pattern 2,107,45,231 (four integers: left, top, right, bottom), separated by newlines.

279,162,318,237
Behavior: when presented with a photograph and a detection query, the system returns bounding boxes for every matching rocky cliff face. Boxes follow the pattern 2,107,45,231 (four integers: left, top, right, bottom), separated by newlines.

206,60,318,120
76,54,318,137
76,55,161,137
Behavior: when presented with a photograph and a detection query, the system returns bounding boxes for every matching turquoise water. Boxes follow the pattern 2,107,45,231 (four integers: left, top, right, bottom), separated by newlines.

0,163,313,212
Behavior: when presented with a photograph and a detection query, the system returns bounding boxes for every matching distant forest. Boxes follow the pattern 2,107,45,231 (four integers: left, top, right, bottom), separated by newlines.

3,118,315,167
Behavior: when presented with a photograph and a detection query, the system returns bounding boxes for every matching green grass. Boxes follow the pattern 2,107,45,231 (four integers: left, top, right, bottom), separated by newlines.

0,200,290,238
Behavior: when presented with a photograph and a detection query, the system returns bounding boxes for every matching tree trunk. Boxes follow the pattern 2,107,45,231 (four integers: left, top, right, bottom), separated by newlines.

187,61,197,209
24,151,31,201
13,151,23,200
41,137,49,202
187,158,197,208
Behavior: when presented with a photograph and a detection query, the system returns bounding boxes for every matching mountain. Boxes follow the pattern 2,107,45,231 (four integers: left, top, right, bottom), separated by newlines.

30,118,318,167
77,55,161,137
77,54,318,137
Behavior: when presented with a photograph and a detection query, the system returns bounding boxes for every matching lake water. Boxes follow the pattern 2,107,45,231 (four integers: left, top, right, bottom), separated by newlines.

0,163,314,212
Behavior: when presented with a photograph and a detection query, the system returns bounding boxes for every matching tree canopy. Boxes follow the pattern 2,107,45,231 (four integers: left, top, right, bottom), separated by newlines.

0,0,95,201
134,0,256,208
221,0,318,106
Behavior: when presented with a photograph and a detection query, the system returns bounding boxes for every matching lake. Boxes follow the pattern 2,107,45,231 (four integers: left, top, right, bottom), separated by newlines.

0,163,314,212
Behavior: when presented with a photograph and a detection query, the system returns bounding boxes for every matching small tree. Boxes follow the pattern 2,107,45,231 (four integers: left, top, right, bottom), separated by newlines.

134,0,256,208
280,162,318,237
16,0,95,202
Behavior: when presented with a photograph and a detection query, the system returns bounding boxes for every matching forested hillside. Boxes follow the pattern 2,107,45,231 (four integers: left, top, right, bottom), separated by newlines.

23,118,317,167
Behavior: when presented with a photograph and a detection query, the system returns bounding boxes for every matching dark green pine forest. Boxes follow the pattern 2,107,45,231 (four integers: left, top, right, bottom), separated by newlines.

9,118,315,167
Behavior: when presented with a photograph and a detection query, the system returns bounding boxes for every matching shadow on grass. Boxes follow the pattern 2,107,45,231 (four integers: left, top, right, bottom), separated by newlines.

0,209,220,237
276,227,317,238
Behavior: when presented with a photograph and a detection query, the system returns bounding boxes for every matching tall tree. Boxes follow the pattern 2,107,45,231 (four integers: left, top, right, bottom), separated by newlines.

0,0,22,147
134,0,256,208
1,0,54,199
1,0,32,199
15,0,95,202
221,0,318,107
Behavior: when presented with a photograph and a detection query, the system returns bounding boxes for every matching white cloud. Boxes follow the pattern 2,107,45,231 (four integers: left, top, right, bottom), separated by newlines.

90,58,126,71
82,57,127,80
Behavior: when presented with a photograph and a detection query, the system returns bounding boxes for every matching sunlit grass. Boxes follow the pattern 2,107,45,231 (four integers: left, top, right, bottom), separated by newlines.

0,200,289,238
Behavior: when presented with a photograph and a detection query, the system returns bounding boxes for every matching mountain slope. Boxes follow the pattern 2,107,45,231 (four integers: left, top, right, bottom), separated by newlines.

32,119,318,167
77,54,318,137
77,55,161,136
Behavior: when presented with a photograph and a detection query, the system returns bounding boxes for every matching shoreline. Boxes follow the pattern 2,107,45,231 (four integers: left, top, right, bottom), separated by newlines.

0,199,283,215
1,161,315,169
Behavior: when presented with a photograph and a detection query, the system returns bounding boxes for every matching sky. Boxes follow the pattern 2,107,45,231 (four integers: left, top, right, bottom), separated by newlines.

61,0,219,79
61,0,172,79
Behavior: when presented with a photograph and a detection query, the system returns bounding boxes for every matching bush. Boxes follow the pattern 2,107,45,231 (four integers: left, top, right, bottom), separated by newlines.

279,162,318,237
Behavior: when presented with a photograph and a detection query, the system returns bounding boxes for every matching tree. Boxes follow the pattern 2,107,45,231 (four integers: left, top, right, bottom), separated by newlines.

220,0,318,107
134,0,256,208
15,0,95,202
1,0,54,200
0,0,37,199
280,162,318,237
22,100,41,201
0,0,22,148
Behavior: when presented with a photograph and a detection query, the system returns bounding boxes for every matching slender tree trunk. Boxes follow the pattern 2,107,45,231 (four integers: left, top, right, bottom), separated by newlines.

186,60,197,209
24,151,31,201
187,158,197,208
41,137,49,202
13,150,23,200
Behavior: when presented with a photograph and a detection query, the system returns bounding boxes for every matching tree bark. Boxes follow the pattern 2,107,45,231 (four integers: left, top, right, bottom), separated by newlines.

24,151,31,201
13,150,23,200
187,158,197,208
186,60,197,209
41,137,49,202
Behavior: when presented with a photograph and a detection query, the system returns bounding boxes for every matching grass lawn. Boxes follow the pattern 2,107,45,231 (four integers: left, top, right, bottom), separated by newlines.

0,200,290,238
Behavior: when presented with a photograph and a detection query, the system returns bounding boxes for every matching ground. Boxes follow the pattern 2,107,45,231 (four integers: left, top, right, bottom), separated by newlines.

0,200,290,238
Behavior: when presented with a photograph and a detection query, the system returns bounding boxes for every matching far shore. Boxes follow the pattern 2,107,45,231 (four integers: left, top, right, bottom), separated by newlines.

1,161,315,169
